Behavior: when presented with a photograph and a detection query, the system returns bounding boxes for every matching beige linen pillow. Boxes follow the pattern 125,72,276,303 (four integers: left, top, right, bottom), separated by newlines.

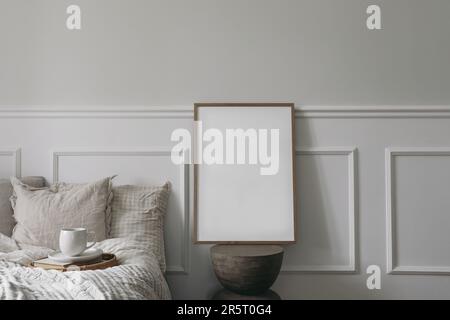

109,182,170,272
0,177,46,237
11,177,113,250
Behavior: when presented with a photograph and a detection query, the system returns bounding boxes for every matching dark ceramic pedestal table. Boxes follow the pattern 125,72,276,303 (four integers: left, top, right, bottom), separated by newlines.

210,245,283,300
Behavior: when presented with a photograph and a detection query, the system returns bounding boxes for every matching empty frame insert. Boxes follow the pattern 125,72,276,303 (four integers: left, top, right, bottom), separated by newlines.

194,103,296,243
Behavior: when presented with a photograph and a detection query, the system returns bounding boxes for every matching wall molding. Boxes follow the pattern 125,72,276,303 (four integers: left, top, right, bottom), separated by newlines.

0,148,21,177
295,106,450,118
0,106,193,119
52,148,190,275
386,147,450,275
281,147,357,273
2,105,450,119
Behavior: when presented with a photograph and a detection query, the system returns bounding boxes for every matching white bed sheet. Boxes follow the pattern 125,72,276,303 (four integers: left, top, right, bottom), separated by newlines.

0,234,171,300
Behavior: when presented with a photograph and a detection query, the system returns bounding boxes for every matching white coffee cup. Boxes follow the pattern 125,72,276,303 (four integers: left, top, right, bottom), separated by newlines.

59,228,96,257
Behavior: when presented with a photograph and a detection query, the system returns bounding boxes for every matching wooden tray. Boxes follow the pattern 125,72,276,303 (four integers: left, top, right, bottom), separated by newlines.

29,253,118,272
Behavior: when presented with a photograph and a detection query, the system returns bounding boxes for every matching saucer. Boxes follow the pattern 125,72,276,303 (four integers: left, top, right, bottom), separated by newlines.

48,248,103,263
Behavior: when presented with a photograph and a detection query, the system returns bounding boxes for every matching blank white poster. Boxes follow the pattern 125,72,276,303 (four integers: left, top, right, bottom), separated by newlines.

195,105,296,243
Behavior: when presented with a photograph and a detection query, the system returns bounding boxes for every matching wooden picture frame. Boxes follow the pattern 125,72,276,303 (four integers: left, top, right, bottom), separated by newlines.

193,103,297,244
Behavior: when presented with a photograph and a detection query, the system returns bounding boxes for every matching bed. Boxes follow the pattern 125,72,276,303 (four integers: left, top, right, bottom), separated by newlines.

0,176,172,300
0,235,171,300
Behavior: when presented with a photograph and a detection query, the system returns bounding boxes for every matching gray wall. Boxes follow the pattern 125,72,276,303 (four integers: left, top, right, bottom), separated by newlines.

2,1,450,300
1,0,450,106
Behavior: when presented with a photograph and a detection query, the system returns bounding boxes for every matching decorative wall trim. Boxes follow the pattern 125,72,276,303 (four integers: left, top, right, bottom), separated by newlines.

295,106,450,118
386,147,450,275
52,148,190,275
2,105,450,119
282,147,357,273
0,148,21,177
0,106,193,119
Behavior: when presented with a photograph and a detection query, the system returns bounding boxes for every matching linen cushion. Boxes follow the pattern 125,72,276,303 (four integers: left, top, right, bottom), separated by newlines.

109,182,170,272
11,177,113,250
0,177,46,237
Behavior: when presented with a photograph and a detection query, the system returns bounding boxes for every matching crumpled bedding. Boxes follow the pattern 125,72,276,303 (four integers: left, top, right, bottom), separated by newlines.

0,234,171,300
